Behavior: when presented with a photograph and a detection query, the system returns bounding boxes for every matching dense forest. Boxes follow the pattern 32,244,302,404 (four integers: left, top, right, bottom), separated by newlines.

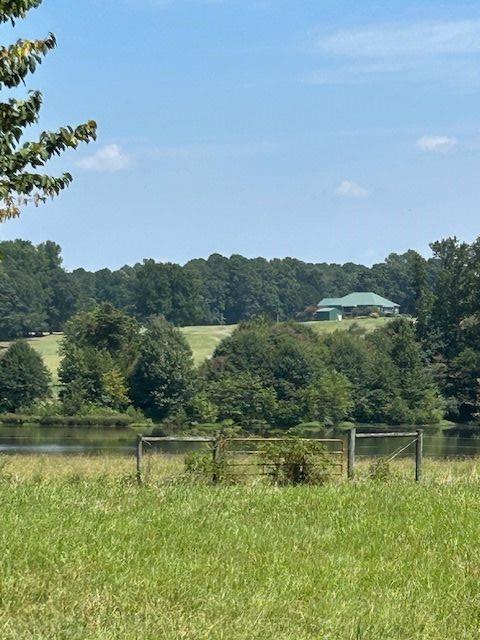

0,238,436,339
3,235,480,425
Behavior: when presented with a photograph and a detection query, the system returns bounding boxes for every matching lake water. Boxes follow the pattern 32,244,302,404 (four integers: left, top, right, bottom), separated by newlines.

1,424,480,459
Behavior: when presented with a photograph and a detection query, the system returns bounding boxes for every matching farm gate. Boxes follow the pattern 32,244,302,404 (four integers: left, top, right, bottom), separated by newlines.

135,435,345,483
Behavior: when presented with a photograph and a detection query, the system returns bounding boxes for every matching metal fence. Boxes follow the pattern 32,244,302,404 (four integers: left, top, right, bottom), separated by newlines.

136,435,345,483
5,427,480,483
347,428,423,481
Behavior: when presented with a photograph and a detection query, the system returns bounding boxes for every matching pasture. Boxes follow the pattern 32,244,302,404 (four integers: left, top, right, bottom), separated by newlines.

0,316,391,378
0,454,480,639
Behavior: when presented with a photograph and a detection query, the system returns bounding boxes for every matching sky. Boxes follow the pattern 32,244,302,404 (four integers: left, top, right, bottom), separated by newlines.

2,0,480,270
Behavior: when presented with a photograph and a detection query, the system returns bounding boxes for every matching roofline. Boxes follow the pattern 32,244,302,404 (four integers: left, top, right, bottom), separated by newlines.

318,291,400,308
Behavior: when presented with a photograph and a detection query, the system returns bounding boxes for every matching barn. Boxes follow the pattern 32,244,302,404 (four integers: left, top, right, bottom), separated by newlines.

315,307,343,321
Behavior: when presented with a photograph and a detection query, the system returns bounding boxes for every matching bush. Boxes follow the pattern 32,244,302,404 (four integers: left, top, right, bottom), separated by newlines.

38,414,132,428
259,438,334,485
27,399,63,417
0,413,40,425
184,450,230,484
187,393,218,424
0,341,51,412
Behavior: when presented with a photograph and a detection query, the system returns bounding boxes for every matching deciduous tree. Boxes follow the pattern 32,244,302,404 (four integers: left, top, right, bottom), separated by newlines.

0,0,96,221
0,340,50,411
130,317,195,419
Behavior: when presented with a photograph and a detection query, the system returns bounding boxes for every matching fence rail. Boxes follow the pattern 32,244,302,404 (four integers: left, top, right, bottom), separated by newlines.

136,431,427,483
136,434,345,483
348,428,423,481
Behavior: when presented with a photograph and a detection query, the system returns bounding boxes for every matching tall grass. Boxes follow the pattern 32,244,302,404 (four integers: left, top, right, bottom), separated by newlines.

0,454,480,638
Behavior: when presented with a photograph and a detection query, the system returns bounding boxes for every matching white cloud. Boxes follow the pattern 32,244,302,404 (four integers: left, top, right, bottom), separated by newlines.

316,20,480,57
303,57,480,87
77,145,131,172
416,136,457,152
335,180,369,198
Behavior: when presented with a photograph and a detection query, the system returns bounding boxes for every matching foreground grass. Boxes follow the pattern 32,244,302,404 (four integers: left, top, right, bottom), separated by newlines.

1,454,480,639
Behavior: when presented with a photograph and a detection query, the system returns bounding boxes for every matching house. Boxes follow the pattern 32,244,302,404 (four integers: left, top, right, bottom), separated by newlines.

315,291,400,320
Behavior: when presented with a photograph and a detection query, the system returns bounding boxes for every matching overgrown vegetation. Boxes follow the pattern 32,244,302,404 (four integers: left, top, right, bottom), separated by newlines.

0,309,443,429
259,438,334,485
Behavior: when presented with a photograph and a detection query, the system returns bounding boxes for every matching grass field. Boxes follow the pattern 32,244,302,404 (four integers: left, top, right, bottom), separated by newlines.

0,316,391,377
180,324,236,365
0,453,480,639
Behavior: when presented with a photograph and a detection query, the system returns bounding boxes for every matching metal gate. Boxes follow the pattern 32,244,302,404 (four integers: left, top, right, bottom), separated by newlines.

136,435,345,483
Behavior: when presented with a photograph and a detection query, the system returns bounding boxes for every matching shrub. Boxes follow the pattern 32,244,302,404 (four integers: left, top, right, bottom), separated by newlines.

0,341,51,412
0,413,40,425
259,438,334,485
38,414,132,428
28,399,64,417
184,450,230,484
187,392,218,424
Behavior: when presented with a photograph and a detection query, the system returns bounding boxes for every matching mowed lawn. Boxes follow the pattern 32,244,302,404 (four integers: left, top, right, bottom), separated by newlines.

0,317,391,378
1,461,480,639
180,324,236,365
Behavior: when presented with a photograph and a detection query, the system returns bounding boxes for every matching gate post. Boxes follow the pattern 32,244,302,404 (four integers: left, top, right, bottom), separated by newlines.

136,434,143,484
347,428,356,479
212,435,220,484
415,429,424,482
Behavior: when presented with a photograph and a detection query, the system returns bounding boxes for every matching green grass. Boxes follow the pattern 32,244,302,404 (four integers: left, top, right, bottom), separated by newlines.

0,317,392,380
0,454,480,639
305,316,391,335
180,324,236,366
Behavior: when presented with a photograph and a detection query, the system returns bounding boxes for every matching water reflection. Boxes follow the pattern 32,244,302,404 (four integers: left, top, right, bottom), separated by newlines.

0,424,480,458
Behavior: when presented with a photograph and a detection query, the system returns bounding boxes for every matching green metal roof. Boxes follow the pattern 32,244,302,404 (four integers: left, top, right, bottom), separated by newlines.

317,297,343,307
318,292,399,308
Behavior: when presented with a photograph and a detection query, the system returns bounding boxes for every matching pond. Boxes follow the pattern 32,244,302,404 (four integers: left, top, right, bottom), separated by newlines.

1,424,480,458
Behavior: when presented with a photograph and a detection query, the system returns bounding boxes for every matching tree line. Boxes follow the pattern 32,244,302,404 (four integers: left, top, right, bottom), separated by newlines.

4,234,480,426
0,306,442,428
0,239,435,339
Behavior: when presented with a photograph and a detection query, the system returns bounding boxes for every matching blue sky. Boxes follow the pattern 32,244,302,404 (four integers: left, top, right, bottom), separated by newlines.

2,0,480,270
